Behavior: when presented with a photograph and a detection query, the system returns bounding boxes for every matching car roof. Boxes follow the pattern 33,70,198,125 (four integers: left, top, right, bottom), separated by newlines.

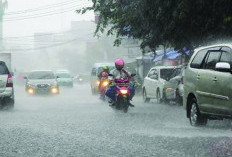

56,70,70,73
93,63,114,68
150,66,177,70
195,44,232,52
30,70,54,73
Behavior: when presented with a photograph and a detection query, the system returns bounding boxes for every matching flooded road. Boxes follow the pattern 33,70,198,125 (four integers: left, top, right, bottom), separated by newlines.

0,84,231,157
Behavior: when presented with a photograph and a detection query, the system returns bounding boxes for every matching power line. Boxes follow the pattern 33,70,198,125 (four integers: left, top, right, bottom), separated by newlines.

5,0,83,15
0,29,95,41
3,3,91,21
5,2,87,19
1,33,95,52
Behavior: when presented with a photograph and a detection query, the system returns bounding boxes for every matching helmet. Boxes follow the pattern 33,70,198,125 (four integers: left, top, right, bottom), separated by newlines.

102,72,108,77
115,59,124,70
102,66,109,71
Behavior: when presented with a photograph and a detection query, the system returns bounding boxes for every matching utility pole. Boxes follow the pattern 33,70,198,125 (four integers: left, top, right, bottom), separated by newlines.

0,0,7,51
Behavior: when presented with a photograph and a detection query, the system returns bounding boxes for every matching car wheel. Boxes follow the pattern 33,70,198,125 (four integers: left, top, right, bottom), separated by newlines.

157,90,162,104
3,97,14,110
176,89,183,105
91,86,96,95
143,89,150,103
162,91,168,104
189,98,207,126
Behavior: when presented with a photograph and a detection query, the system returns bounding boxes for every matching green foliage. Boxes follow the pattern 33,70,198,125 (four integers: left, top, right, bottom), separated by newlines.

78,0,232,49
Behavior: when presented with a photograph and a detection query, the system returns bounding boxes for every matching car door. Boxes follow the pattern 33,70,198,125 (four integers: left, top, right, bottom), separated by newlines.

144,69,156,98
0,62,9,93
151,69,159,98
197,49,222,113
91,67,97,87
211,47,232,115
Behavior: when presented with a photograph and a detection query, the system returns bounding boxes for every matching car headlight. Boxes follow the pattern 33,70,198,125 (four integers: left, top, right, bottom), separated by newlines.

27,88,35,94
51,87,59,94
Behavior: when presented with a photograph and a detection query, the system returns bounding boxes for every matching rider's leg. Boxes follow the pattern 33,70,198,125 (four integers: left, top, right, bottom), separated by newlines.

128,85,135,107
105,86,117,104
128,85,135,100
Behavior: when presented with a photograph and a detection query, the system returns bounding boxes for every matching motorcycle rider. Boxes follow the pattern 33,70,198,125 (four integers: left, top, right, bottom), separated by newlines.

98,66,110,80
106,59,135,107
99,71,109,99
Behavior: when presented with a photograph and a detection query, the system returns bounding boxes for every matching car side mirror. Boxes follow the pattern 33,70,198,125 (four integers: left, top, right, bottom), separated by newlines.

24,76,27,79
215,62,231,72
131,73,136,77
56,76,60,79
108,74,113,77
150,75,158,80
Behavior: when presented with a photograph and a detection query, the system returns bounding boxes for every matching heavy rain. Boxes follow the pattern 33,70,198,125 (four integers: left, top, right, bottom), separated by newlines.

0,0,232,157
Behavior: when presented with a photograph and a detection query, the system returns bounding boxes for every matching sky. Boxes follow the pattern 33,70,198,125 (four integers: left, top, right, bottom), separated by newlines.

3,0,94,37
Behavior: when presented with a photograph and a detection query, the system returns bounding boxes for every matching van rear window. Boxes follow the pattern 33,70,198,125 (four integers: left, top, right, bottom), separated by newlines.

0,62,9,75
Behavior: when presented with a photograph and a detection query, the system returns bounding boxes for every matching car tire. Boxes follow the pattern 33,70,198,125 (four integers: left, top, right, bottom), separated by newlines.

162,91,169,104
3,97,14,110
189,98,207,126
176,89,183,105
157,90,162,104
143,89,150,103
91,86,95,95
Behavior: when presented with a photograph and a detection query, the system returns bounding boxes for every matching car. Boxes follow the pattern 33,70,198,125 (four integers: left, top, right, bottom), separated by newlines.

90,63,114,94
142,66,176,103
163,66,185,104
56,70,73,87
0,61,14,109
25,70,59,95
184,44,232,126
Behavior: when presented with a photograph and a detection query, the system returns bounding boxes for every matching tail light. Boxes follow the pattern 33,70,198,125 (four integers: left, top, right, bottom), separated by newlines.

120,89,129,95
6,74,13,87
181,76,184,84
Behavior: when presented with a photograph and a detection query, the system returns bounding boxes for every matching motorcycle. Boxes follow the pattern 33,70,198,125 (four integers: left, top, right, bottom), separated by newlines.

109,74,136,113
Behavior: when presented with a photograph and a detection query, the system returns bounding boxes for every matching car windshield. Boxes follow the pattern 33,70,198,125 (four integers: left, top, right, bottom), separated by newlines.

160,69,175,81
28,71,55,80
57,73,71,78
97,66,114,73
168,68,182,80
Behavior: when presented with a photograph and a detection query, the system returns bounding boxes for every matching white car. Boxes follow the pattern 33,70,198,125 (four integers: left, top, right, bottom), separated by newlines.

142,66,176,103
0,61,14,109
90,63,114,94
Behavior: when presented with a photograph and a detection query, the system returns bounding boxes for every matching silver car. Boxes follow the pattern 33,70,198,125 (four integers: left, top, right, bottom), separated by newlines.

163,67,185,104
0,61,14,109
25,70,59,95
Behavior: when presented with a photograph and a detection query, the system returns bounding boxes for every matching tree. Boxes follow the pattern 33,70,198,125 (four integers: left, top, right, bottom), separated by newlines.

78,0,232,50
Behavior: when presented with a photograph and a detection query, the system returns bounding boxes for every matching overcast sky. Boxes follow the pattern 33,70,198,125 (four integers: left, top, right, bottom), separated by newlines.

3,0,94,37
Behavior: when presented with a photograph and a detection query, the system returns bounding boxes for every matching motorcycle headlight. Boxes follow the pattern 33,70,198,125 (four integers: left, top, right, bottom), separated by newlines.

103,81,109,87
120,89,128,95
95,80,100,86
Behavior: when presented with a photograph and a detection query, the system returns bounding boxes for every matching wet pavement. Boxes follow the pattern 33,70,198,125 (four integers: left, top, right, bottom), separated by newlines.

0,84,231,157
